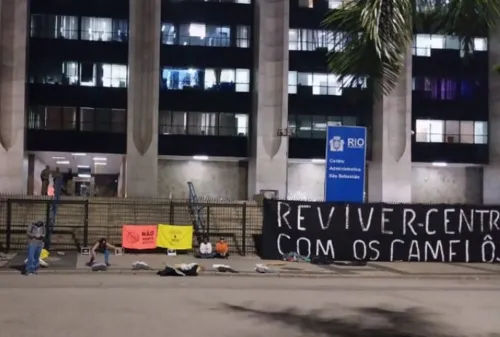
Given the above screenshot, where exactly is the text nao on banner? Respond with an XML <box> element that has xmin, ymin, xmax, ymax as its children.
<box><xmin>121</xmin><ymin>225</ymin><xmax>158</xmax><ymax>250</ymax></box>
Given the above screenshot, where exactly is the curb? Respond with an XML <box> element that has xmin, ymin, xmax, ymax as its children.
<box><xmin>1</xmin><ymin>269</ymin><xmax>500</xmax><ymax>280</ymax></box>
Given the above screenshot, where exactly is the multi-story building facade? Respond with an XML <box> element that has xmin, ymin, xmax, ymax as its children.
<box><xmin>0</xmin><ymin>0</ymin><xmax>497</xmax><ymax>203</ymax></box>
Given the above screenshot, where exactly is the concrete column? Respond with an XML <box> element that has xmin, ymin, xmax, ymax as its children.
<box><xmin>368</xmin><ymin>51</ymin><xmax>412</xmax><ymax>202</ymax></box>
<box><xmin>248</xmin><ymin>0</ymin><xmax>289</xmax><ymax>198</ymax></box>
<box><xmin>483</xmin><ymin>25</ymin><xmax>500</xmax><ymax>204</ymax></box>
<box><xmin>0</xmin><ymin>0</ymin><xmax>28</xmax><ymax>194</ymax></box>
<box><xmin>125</xmin><ymin>0</ymin><xmax>160</xmax><ymax>197</ymax></box>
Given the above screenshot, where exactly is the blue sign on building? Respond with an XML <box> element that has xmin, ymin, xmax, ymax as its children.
<box><xmin>324</xmin><ymin>125</ymin><xmax>367</xmax><ymax>203</ymax></box>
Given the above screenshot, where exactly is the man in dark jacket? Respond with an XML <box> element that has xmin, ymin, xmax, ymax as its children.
<box><xmin>25</xmin><ymin>221</ymin><xmax>45</xmax><ymax>275</ymax></box>
<box><xmin>40</xmin><ymin>166</ymin><xmax>50</xmax><ymax>195</ymax></box>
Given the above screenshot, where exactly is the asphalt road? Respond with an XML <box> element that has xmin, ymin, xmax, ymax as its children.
<box><xmin>1</xmin><ymin>275</ymin><xmax>499</xmax><ymax>337</ymax></box>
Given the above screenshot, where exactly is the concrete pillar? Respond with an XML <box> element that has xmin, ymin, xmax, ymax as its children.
<box><xmin>125</xmin><ymin>0</ymin><xmax>160</xmax><ymax>197</ymax></box>
<box><xmin>483</xmin><ymin>25</ymin><xmax>500</xmax><ymax>204</ymax></box>
<box><xmin>0</xmin><ymin>0</ymin><xmax>28</xmax><ymax>194</ymax></box>
<box><xmin>248</xmin><ymin>0</ymin><xmax>289</xmax><ymax>198</ymax></box>
<box><xmin>368</xmin><ymin>52</ymin><xmax>412</xmax><ymax>202</ymax></box>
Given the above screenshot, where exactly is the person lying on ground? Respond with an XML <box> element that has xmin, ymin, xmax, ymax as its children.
<box><xmin>215</xmin><ymin>237</ymin><xmax>229</xmax><ymax>259</ymax></box>
<box><xmin>196</xmin><ymin>237</ymin><xmax>216</xmax><ymax>259</ymax></box>
<box><xmin>86</xmin><ymin>238</ymin><xmax>118</xmax><ymax>267</ymax></box>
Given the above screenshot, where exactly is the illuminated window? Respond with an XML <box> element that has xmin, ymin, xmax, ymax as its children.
<box><xmin>162</xmin><ymin>68</ymin><xmax>201</xmax><ymax>90</ymax></box>
<box><xmin>179</xmin><ymin>23</ymin><xmax>230</xmax><ymax>47</ymax></box>
<box><xmin>158</xmin><ymin>111</ymin><xmax>249</xmax><ymax>136</ymax></box>
<box><xmin>81</xmin><ymin>17</ymin><xmax>128</xmax><ymax>42</ymax></box>
<box><xmin>203</xmin><ymin>68</ymin><xmax>250</xmax><ymax>92</ymax></box>
<box><xmin>298</xmin><ymin>0</ymin><xmax>314</xmax><ymax>8</ymax></box>
<box><xmin>415</xmin><ymin>119</ymin><xmax>444</xmax><ymax>143</ymax></box>
<box><xmin>413</xmin><ymin>34</ymin><xmax>488</xmax><ymax>57</ymax></box>
<box><xmin>416</xmin><ymin>119</ymin><xmax>488</xmax><ymax>144</ymax></box>
<box><xmin>80</xmin><ymin>63</ymin><xmax>128</xmax><ymax>88</ymax></box>
<box><xmin>474</xmin><ymin>121</ymin><xmax>488</xmax><ymax>144</ymax></box>
<box><xmin>288</xmin><ymin>71</ymin><xmax>367</xmax><ymax>95</ymax></box>
<box><xmin>30</xmin><ymin>14</ymin><xmax>78</xmax><ymax>39</ymax></box>
<box><xmin>161</xmin><ymin>23</ymin><xmax>176</xmax><ymax>45</ymax></box>
<box><xmin>236</xmin><ymin>26</ymin><xmax>250</xmax><ymax>48</ymax></box>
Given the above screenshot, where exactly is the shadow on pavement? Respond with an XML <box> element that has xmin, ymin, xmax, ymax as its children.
<box><xmin>222</xmin><ymin>304</ymin><xmax>499</xmax><ymax>337</ymax></box>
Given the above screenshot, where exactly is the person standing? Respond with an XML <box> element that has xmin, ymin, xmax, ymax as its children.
<box><xmin>52</xmin><ymin>167</ymin><xmax>63</xmax><ymax>194</ymax></box>
<box><xmin>64</xmin><ymin>168</ymin><xmax>74</xmax><ymax>196</ymax></box>
<box><xmin>40</xmin><ymin>166</ymin><xmax>50</xmax><ymax>195</ymax></box>
<box><xmin>25</xmin><ymin>221</ymin><xmax>46</xmax><ymax>275</ymax></box>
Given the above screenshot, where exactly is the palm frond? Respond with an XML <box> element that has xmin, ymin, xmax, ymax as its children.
<box><xmin>413</xmin><ymin>0</ymin><xmax>445</xmax><ymax>33</ymax></box>
<box><xmin>323</xmin><ymin>0</ymin><xmax>413</xmax><ymax>98</ymax></box>
<box><xmin>439</xmin><ymin>0</ymin><xmax>500</xmax><ymax>55</ymax></box>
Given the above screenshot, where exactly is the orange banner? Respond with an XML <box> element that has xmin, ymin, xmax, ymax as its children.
<box><xmin>122</xmin><ymin>225</ymin><xmax>158</xmax><ymax>250</ymax></box>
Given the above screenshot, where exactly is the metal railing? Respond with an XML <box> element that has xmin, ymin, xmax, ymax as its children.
<box><xmin>0</xmin><ymin>196</ymin><xmax>263</xmax><ymax>256</ymax></box>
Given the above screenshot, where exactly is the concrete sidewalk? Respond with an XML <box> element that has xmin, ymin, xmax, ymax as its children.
<box><xmin>2</xmin><ymin>252</ymin><xmax>500</xmax><ymax>278</ymax></box>
<box><xmin>78</xmin><ymin>254</ymin><xmax>500</xmax><ymax>278</ymax></box>
<box><xmin>0</xmin><ymin>253</ymin><xmax>500</xmax><ymax>279</ymax></box>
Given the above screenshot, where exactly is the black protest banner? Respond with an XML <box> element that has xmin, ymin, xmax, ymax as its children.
<box><xmin>261</xmin><ymin>199</ymin><xmax>500</xmax><ymax>262</ymax></box>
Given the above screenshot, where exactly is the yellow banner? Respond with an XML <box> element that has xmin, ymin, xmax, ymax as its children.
<box><xmin>156</xmin><ymin>224</ymin><xmax>193</xmax><ymax>250</ymax></box>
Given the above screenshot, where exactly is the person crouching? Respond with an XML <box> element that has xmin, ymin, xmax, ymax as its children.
<box><xmin>86</xmin><ymin>238</ymin><xmax>117</xmax><ymax>267</ymax></box>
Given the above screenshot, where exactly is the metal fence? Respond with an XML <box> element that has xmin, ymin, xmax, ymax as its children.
<box><xmin>0</xmin><ymin>196</ymin><xmax>263</xmax><ymax>255</ymax></box>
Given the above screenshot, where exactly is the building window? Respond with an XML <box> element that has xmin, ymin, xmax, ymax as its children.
<box><xmin>235</xmin><ymin>69</ymin><xmax>250</xmax><ymax>92</ymax></box>
<box><xmin>102</xmin><ymin>64</ymin><xmax>128</xmax><ymax>87</ymax></box>
<box><xmin>288</xmin><ymin>114</ymin><xmax>358</xmax><ymax>138</ymax></box>
<box><xmin>159</xmin><ymin>111</ymin><xmax>187</xmax><ymax>134</ymax></box>
<box><xmin>415</xmin><ymin>119</ymin><xmax>444</xmax><ymax>142</ymax></box>
<box><xmin>413</xmin><ymin>34</ymin><xmax>487</xmax><ymax>57</ymax></box>
<box><xmin>80</xmin><ymin>107</ymin><xmax>126</xmax><ymax>133</ymax></box>
<box><xmin>159</xmin><ymin>111</ymin><xmax>248</xmax><ymax>136</ymax></box>
<box><xmin>204</xmin><ymin>68</ymin><xmax>250</xmax><ymax>92</ymax></box>
<box><xmin>28</xmin><ymin>106</ymin><xmax>76</xmax><ymax>131</ymax></box>
<box><xmin>81</xmin><ymin>17</ymin><xmax>128</xmax><ymax>42</ymax></box>
<box><xmin>80</xmin><ymin>63</ymin><xmax>128</xmax><ymax>88</ymax></box>
<box><xmin>415</xmin><ymin>119</ymin><xmax>487</xmax><ymax>144</ymax></box>
<box><xmin>29</xmin><ymin>60</ymin><xmax>79</xmax><ymax>85</ymax></box>
<box><xmin>289</xmin><ymin>29</ymin><xmax>335</xmax><ymax>51</ymax></box>
<box><xmin>162</xmin><ymin>68</ymin><xmax>201</xmax><ymax>90</ymax></box>
<box><xmin>236</xmin><ymin>26</ymin><xmax>250</xmax><ymax>48</ymax></box>
<box><xmin>328</xmin><ymin>0</ymin><xmax>345</xmax><ymax>8</ymax></box>
<box><xmin>459</xmin><ymin>121</ymin><xmax>474</xmax><ymax>144</ymax></box>
<box><xmin>30</xmin><ymin>14</ymin><xmax>78</xmax><ymax>39</ymax></box>
<box><xmin>474</xmin><ymin>121</ymin><xmax>488</xmax><ymax>144</ymax></box>
<box><xmin>63</xmin><ymin>62</ymin><xmax>79</xmax><ymax>85</ymax></box>
<box><xmin>31</xmin><ymin>61</ymin><xmax>128</xmax><ymax>87</ymax></box>
<box><xmin>188</xmin><ymin>112</ymin><xmax>217</xmax><ymax>135</ymax></box>
<box><xmin>161</xmin><ymin>23</ymin><xmax>176</xmax><ymax>45</ymax></box>
<box><xmin>413</xmin><ymin>77</ymin><xmax>482</xmax><ymax>100</ymax></box>
<box><xmin>298</xmin><ymin>0</ymin><xmax>314</xmax><ymax>8</ymax></box>
<box><xmin>178</xmin><ymin>23</ymin><xmax>230</xmax><ymax>47</ymax></box>
<box><xmin>289</xmin><ymin>71</ymin><xmax>367</xmax><ymax>95</ymax></box>
<box><xmin>170</xmin><ymin>0</ymin><xmax>250</xmax><ymax>2</ymax></box>
<box><xmin>219</xmin><ymin>113</ymin><xmax>248</xmax><ymax>136</ymax></box>
<box><xmin>161</xmin><ymin>68</ymin><xmax>250</xmax><ymax>92</ymax></box>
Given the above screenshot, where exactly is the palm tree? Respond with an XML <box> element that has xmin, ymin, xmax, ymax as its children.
<box><xmin>323</xmin><ymin>0</ymin><xmax>500</xmax><ymax>98</ymax></box>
